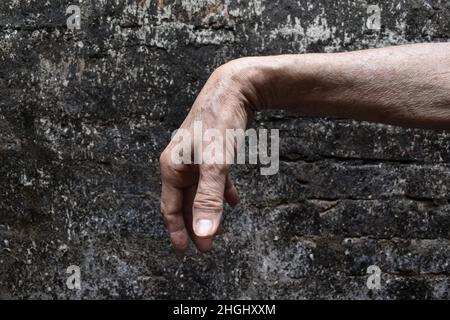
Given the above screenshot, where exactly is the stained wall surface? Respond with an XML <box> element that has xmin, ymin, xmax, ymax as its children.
<box><xmin>0</xmin><ymin>0</ymin><xmax>449</xmax><ymax>299</ymax></box>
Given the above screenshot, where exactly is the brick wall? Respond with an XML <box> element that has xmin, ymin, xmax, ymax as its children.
<box><xmin>0</xmin><ymin>0</ymin><xmax>449</xmax><ymax>299</ymax></box>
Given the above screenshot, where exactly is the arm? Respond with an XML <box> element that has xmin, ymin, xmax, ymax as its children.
<box><xmin>159</xmin><ymin>43</ymin><xmax>450</xmax><ymax>253</ymax></box>
<box><xmin>235</xmin><ymin>43</ymin><xmax>450</xmax><ymax>128</ymax></box>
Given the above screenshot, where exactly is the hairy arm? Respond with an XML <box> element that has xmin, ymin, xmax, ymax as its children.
<box><xmin>160</xmin><ymin>43</ymin><xmax>450</xmax><ymax>253</ymax></box>
<box><xmin>235</xmin><ymin>43</ymin><xmax>450</xmax><ymax>128</ymax></box>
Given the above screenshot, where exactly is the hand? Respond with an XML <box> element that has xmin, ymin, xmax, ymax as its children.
<box><xmin>159</xmin><ymin>60</ymin><xmax>257</xmax><ymax>253</ymax></box>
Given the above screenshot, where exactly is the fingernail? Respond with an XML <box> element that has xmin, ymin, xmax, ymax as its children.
<box><xmin>195</xmin><ymin>219</ymin><xmax>213</xmax><ymax>237</ymax></box>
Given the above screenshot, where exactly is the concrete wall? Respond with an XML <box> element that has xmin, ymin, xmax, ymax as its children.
<box><xmin>0</xmin><ymin>0</ymin><xmax>449</xmax><ymax>299</ymax></box>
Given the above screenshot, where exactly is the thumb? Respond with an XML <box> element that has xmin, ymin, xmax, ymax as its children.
<box><xmin>192</xmin><ymin>164</ymin><xmax>228</xmax><ymax>238</ymax></box>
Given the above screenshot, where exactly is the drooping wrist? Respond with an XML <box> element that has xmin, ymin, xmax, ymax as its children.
<box><xmin>222</xmin><ymin>55</ymin><xmax>315</xmax><ymax>111</ymax></box>
<box><xmin>212</xmin><ymin>58</ymin><xmax>268</xmax><ymax>112</ymax></box>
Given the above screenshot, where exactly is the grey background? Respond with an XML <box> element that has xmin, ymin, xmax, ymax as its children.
<box><xmin>0</xmin><ymin>0</ymin><xmax>449</xmax><ymax>299</ymax></box>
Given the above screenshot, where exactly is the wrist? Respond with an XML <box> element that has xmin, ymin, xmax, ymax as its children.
<box><xmin>216</xmin><ymin>57</ymin><xmax>277</xmax><ymax>112</ymax></box>
<box><xmin>220</xmin><ymin>55</ymin><xmax>317</xmax><ymax>111</ymax></box>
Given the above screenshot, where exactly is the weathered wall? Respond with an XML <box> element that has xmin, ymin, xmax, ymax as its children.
<box><xmin>0</xmin><ymin>0</ymin><xmax>449</xmax><ymax>299</ymax></box>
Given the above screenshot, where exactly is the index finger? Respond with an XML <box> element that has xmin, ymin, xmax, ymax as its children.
<box><xmin>161</xmin><ymin>181</ymin><xmax>190</xmax><ymax>252</ymax></box>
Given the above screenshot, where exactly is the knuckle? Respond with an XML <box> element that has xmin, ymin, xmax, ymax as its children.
<box><xmin>160</xmin><ymin>199</ymin><xmax>175</xmax><ymax>219</ymax></box>
<box><xmin>159</xmin><ymin>150</ymin><xmax>170</xmax><ymax>167</ymax></box>
<box><xmin>159</xmin><ymin>150</ymin><xmax>176</xmax><ymax>178</ymax></box>
<box><xmin>193</xmin><ymin>190</ymin><xmax>223</xmax><ymax>212</ymax></box>
<box><xmin>164</xmin><ymin>214</ymin><xmax>177</xmax><ymax>226</ymax></box>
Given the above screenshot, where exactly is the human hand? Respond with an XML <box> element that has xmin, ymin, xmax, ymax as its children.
<box><xmin>159</xmin><ymin>60</ymin><xmax>259</xmax><ymax>252</ymax></box>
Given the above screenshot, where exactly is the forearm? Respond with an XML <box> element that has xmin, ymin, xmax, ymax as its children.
<box><xmin>233</xmin><ymin>43</ymin><xmax>450</xmax><ymax>129</ymax></box>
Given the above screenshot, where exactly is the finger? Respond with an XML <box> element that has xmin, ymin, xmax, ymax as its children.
<box><xmin>161</xmin><ymin>182</ymin><xmax>190</xmax><ymax>252</ymax></box>
<box><xmin>224</xmin><ymin>175</ymin><xmax>240</xmax><ymax>208</ymax></box>
<box><xmin>183</xmin><ymin>185</ymin><xmax>214</xmax><ymax>252</ymax></box>
<box><xmin>192</xmin><ymin>164</ymin><xmax>228</xmax><ymax>238</ymax></box>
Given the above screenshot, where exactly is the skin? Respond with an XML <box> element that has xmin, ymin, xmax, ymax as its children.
<box><xmin>159</xmin><ymin>43</ymin><xmax>450</xmax><ymax>253</ymax></box>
